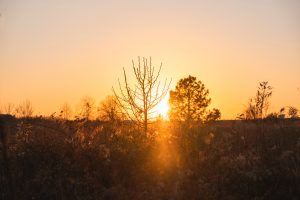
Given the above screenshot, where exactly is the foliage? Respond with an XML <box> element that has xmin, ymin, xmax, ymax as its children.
<box><xmin>0</xmin><ymin>78</ymin><xmax>299</xmax><ymax>199</ymax></box>
<box><xmin>205</xmin><ymin>108</ymin><xmax>221</xmax><ymax>122</ymax></box>
<box><xmin>0</xmin><ymin>117</ymin><xmax>299</xmax><ymax>199</ymax></box>
<box><xmin>288</xmin><ymin>106</ymin><xmax>298</xmax><ymax>118</ymax></box>
<box><xmin>1</xmin><ymin>117</ymin><xmax>299</xmax><ymax>199</ymax></box>
<box><xmin>169</xmin><ymin>75</ymin><xmax>220</xmax><ymax>123</ymax></box>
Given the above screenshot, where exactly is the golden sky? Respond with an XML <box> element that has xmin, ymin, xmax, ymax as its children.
<box><xmin>0</xmin><ymin>0</ymin><xmax>299</xmax><ymax>119</ymax></box>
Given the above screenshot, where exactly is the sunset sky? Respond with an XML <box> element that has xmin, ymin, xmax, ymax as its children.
<box><xmin>0</xmin><ymin>0</ymin><xmax>299</xmax><ymax>119</ymax></box>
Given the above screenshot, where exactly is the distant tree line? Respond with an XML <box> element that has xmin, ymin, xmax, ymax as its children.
<box><xmin>1</xmin><ymin>57</ymin><xmax>299</xmax><ymax>128</ymax></box>
<box><xmin>0</xmin><ymin>100</ymin><xmax>33</xmax><ymax>118</ymax></box>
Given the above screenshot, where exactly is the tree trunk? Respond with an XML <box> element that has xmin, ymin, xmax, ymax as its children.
<box><xmin>144</xmin><ymin>111</ymin><xmax>148</xmax><ymax>133</ymax></box>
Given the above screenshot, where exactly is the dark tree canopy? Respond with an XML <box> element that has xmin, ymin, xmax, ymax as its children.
<box><xmin>169</xmin><ymin>75</ymin><xmax>220</xmax><ymax>122</ymax></box>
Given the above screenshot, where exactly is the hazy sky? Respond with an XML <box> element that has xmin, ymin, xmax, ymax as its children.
<box><xmin>1</xmin><ymin>0</ymin><xmax>299</xmax><ymax>119</ymax></box>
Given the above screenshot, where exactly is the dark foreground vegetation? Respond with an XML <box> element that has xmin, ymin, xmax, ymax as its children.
<box><xmin>0</xmin><ymin>68</ymin><xmax>299</xmax><ymax>199</ymax></box>
<box><xmin>1</xmin><ymin>116</ymin><xmax>299</xmax><ymax>200</ymax></box>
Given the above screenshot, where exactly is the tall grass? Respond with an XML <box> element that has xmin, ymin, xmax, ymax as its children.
<box><xmin>0</xmin><ymin>117</ymin><xmax>299</xmax><ymax>199</ymax></box>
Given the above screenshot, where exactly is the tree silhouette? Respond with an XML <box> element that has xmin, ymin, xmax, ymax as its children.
<box><xmin>59</xmin><ymin>102</ymin><xmax>73</xmax><ymax>120</ymax></box>
<box><xmin>77</xmin><ymin>96</ymin><xmax>95</xmax><ymax>120</ymax></box>
<box><xmin>15</xmin><ymin>100</ymin><xmax>34</xmax><ymax>118</ymax></box>
<box><xmin>255</xmin><ymin>81</ymin><xmax>272</xmax><ymax>119</ymax></box>
<box><xmin>288</xmin><ymin>106</ymin><xmax>298</xmax><ymax>118</ymax></box>
<box><xmin>169</xmin><ymin>75</ymin><xmax>220</xmax><ymax>123</ymax></box>
<box><xmin>2</xmin><ymin>103</ymin><xmax>15</xmax><ymax>115</ymax></box>
<box><xmin>97</xmin><ymin>95</ymin><xmax>123</xmax><ymax>122</ymax></box>
<box><xmin>113</xmin><ymin>57</ymin><xmax>171</xmax><ymax>133</ymax></box>
<box><xmin>205</xmin><ymin>108</ymin><xmax>221</xmax><ymax>122</ymax></box>
<box><xmin>239</xmin><ymin>81</ymin><xmax>273</xmax><ymax>120</ymax></box>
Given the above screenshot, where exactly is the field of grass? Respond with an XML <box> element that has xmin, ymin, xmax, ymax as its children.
<box><xmin>1</xmin><ymin>116</ymin><xmax>300</xmax><ymax>200</ymax></box>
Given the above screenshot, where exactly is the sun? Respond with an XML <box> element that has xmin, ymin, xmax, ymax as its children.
<box><xmin>154</xmin><ymin>98</ymin><xmax>169</xmax><ymax>119</ymax></box>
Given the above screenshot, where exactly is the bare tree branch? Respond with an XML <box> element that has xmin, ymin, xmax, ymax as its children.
<box><xmin>113</xmin><ymin>57</ymin><xmax>171</xmax><ymax>132</ymax></box>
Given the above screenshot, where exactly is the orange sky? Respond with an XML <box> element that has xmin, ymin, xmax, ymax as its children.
<box><xmin>0</xmin><ymin>0</ymin><xmax>299</xmax><ymax>119</ymax></box>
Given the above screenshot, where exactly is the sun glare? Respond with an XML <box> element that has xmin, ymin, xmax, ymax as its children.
<box><xmin>155</xmin><ymin>99</ymin><xmax>169</xmax><ymax>119</ymax></box>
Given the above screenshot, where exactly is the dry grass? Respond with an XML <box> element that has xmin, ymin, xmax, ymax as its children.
<box><xmin>1</xmin><ymin>116</ymin><xmax>299</xmax><ymax>199</ymax></box>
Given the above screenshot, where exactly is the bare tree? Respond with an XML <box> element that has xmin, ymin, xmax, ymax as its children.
<box><xmin>97</xmin><ymin>95</ymin><xmax>123</xmax><ymax>122</ymax></box>
<box><xmin>15</xmin><ymin>100</ymin><xmax>34</xmax><ymax>118</ymax></box>
<box><xmin>255</xmin><ymin>81</ymin><xmax>272</xmax><ymax>119</ymax></box>
<box><xmin>113</xmin><ymin>57</ymin><xmax>171</xmax><ymax>133</ymax></box>
<box><xmin>239</xmin><ymin>99</ymin><xmax>258</xmax><ymax>120</ymax></box>
<box><xmin>2</xmin><ymin>103</ymin><xmax>15</xmax><ymax>115</ymax></box>
<box><xmin>59</xmin><ymin>102</ymin><xmax>73</xmax><ymax>120</ymax></box>
<box><xmin>239</xmin><ymin>81</ymin><xmax>272</xmax><ymax>120</ymax></box>
<box><xmin>77</xmin><ymin>96</ymin><xmax>95</xmax><ymax>120</ymax></box>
